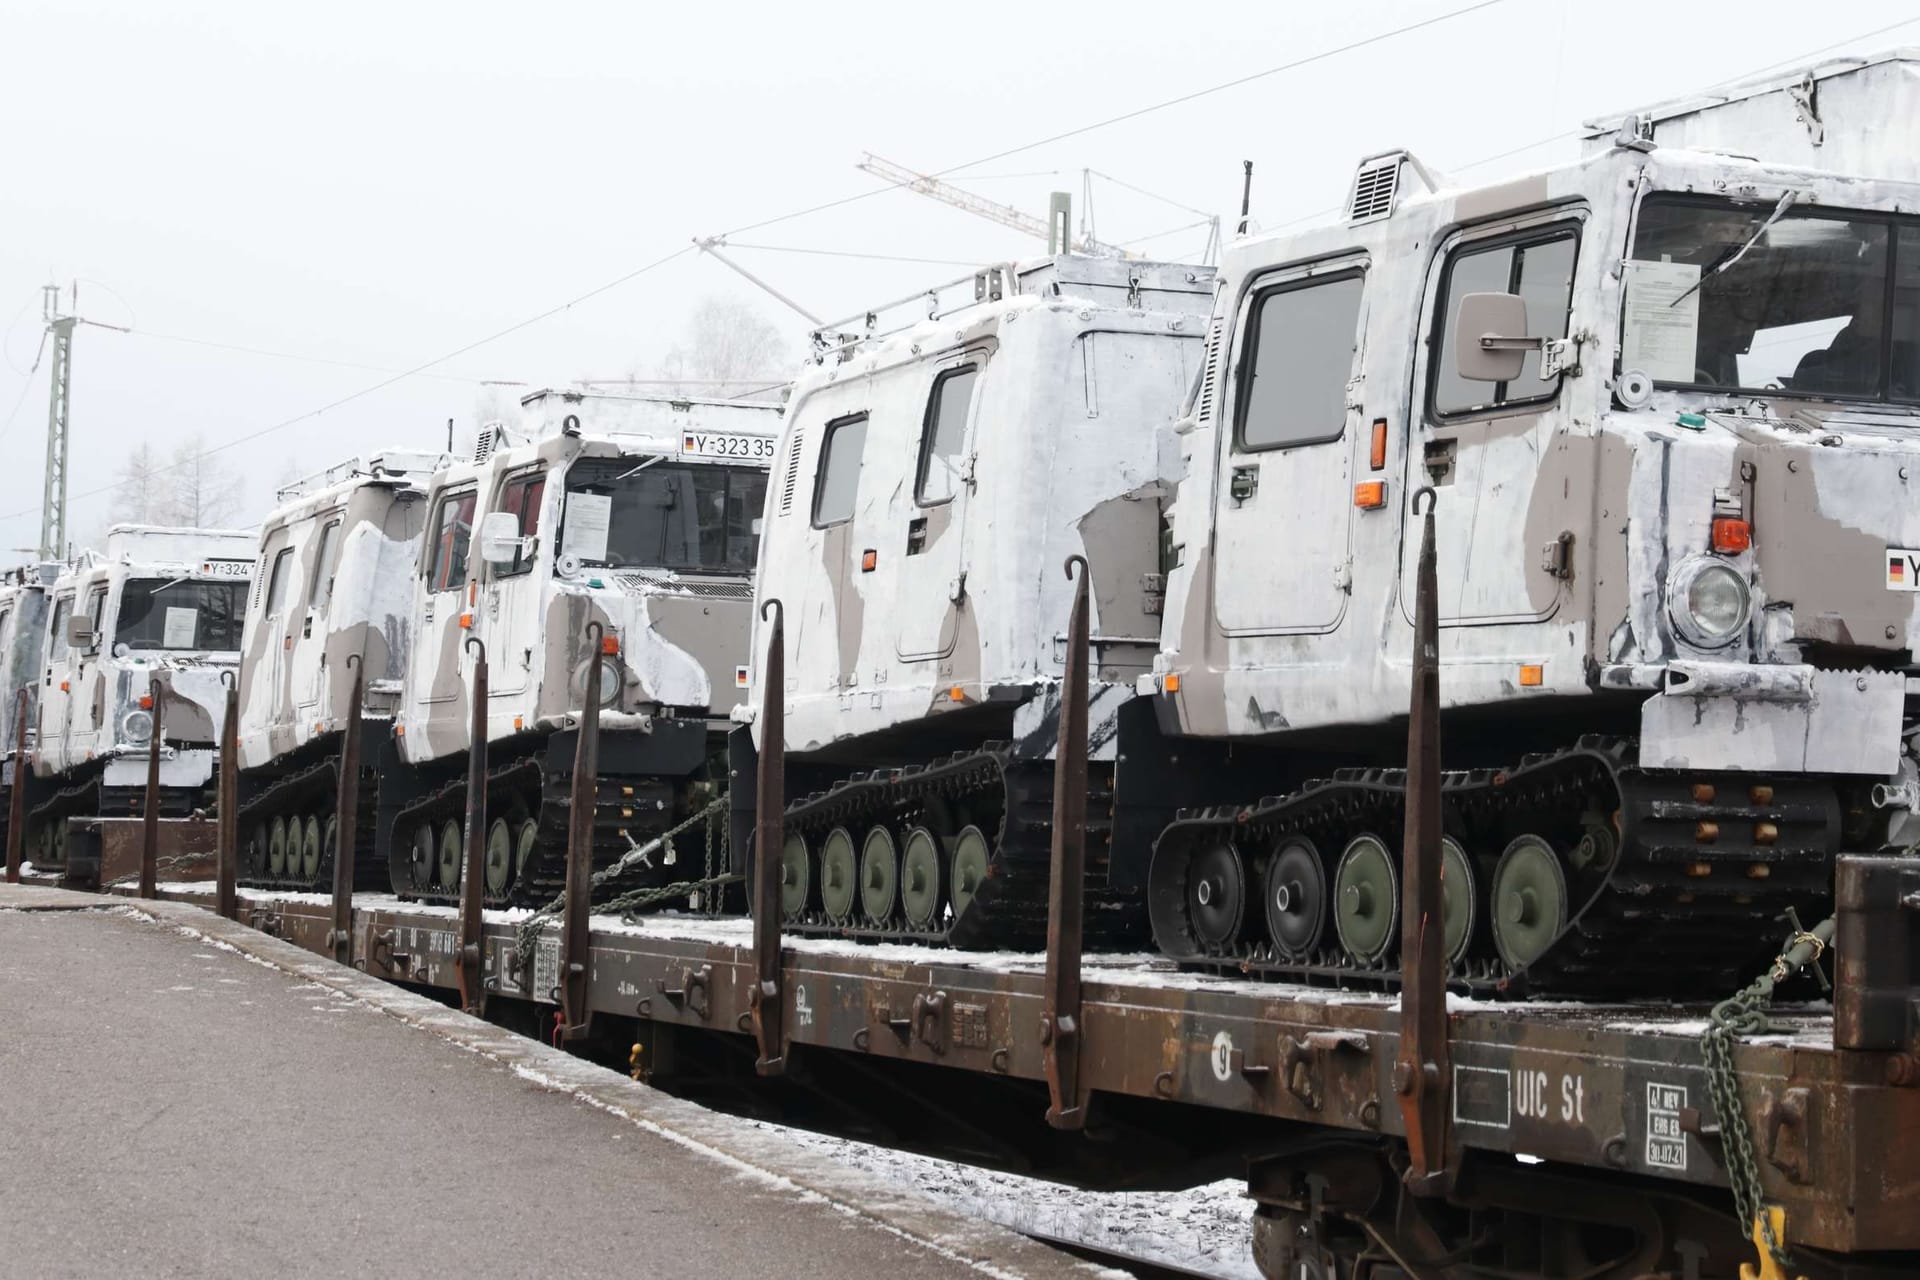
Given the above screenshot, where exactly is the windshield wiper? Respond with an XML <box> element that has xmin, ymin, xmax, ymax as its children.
<box><xmin>609</xmin><ymin>455</ymin><xmax>665</xmax><ymax>482</ymax></box>
<box><xmin>1669</xmin><ymin>190</ymin><xmax>1800</xmax><ymax>309</ymax></box>
<box><xmin>147</xmin><ymin>576</ymin><xmax>191</xmax><ymax>594</ymax></box>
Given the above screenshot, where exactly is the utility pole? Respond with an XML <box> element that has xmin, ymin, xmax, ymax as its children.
<box><xmin>39</xmin><ymin>284</ymin><xmax>76</xmax><ymax>561</ymax></box>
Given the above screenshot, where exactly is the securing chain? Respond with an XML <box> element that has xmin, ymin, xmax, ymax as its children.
<box><xmin>509</xmin><ymin>795</ymin><xmax>733</xmax><ymax>977</ymax></box>
<box><xmin>1700</xmin><ymin>913</ymin><xmax>1834</xmax><ymax>1273</ymax></box>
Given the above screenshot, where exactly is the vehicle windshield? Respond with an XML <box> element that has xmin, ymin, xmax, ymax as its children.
<box><xmin>117</xmin><ymin>579</ymin><xmax>246</xmax><ymax>651</ymax></box>
<box><xmin>1627</xmin><ymin>196</ymin><xmax>1920</xmax><ymax>401</ymax></box>
<box><xmin>560</xmin><ymin>458</ymin><xmax>767</xmax><ymax>574</ymax></box>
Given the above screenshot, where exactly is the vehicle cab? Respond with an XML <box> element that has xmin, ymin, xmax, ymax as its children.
<box><xmin>35</xmin><ymin>525</ymin><xmax>255</xmax><ymax>785</ymax></box>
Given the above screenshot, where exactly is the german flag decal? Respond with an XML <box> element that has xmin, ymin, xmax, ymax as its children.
<box><xmin>1888</xmin><ymin>549</ymin><xmax>1920</xmax><ymax>592</ymax></box>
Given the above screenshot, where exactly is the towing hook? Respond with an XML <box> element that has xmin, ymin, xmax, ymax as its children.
<box><xmin>464</xmin><ymin>635</ymin><xmax>486</xmax><ymax>661</ymax></box>
<box><xmin>760</xmin><ymin>597</ymin><xmax>782</xmax><ymax>624</ymax></box>
<box><xmin>1064</xmin><ymin>553</ymin><xmax>1087</xmax><ymax>582</ymax></box>
<box><xmin>1412</xmin><ymin>485</ymin><xmax>1437</xmax><ymax>516</ymax></box>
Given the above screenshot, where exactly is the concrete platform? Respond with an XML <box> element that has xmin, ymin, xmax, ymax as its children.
<box><xmin>0</xmin><ymin>893</ymin><xmax>1098</xmax><ymax>1279</ymax></box>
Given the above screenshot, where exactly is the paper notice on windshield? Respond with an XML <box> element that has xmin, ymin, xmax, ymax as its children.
<box><xmin>1623</xmin><ymin>260</ymin><xmax>1701</xmax><ymax>383</ymax></box>
<box><xmin>562</xmin><ymin>492</ymin><xmax>612</xmax><ymax>563</ymax></box>
<box><xmin>163</xmin><ymin>607</ymin><xmax>197</xmax><ymax>648</ymax></box>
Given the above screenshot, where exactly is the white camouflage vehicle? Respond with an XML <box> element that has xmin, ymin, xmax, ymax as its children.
<box><xmin>234</xmin><ymin>451</ymin><xmax>446</xmax><ymax>889</ymax></box>
<box><xmin>382</xmin><ymin>389</ymin><xmax>779</xmax><ymax>904</ymax></box>
<box><xmin>27</xmin><ymin>525</ymin><xmax>254</xmax><ymax>867</ymax></box>
<box><xmin>0</xmin><ymin>563</ymin><xmax>60</xmax><ymax>858</ymax></box>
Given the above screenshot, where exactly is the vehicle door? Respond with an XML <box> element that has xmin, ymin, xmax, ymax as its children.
<box><xmin>404</xmin><ymin>484</ymin><xmax>478</xmax><ymax>750</ymax></box>
<box><xmin>37</xmin><ymin>593</ymin><xmax>73</xmax><ymax>771</ymax></box>
<box><xmin>296</xmin><ymin>514</ymin><xmax>343</xmax><ymax>716</ymax></box>
<box><xmin>809</xmin><ymin>411</ymin><xmax>871</xmax><ymax>692</ymax></box>
<box><xmin>481</xmin><ymin>466</ymin><xmax>547</xmax><ymax>719</ymax></box>
<box><xmin>1405</xmin><ymin>214</ymin><xmax>1581</xmax><ymax>625</ymax></box>
<box><xmin>896</xmin><ymin>357</ymin><xmax>983</xmax><ymax>661</ymax></box>
<box><xmin>1212</xmin><ymin>260</ymin><xmax>1370</xmax><ymax>635</ymax></box>
<box><xmin>69</xmin><ymin>580</ymin><xmax>112</xmax><ymax>759</ymax></box>
<box><xmin>254</xmin><ymin>539</ymin><xmax>297</xmax><ymax>733</ymax></box>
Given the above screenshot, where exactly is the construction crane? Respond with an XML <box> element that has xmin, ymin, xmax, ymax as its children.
<box><xmin>856</xmin><ymin>153</ymin><xmax>1127</xmax><ymax>258</ymax></box>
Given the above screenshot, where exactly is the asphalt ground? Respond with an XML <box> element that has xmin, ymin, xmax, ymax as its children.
<box><xmin>0</xmin><ymin>888</ymin><xmax>1100</xmax><ymax>1279</ymax></box>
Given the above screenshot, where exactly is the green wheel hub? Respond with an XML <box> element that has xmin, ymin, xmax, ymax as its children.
<box><xmin>818</xmin><ymin>826</ymin><xmax>857</xmax><ymax>921</ymax></box>
<box><xmin>268</xmin><ymin>816</ymin><xmax>289</xmax><ymax>878</ymax></box>
<box><xmin>899</xmin><ymin>827</ymin><xmax>945</xmax><ymax>930</ymax></box>
<box><xmin>437</xmin><ymin>819</ymin><xmax>462</xmax><ymax>891</ymax></box>
<box><xmin>948</xmin><ymin>825</ymin><xmax>990</xmax><ymax>922</ymax></box>
<box><xmin>1492</xmin><ymin>834</ymin><xmax>1568</xmax><ymax>971</ymax></box>
<box><xmin>299</xmin><ymin>815</ymin><xmax>322</xmax><ymax>882</ymax></box>
<box><xmin>1440</xmin><ymin>836</ymin><xmax>1478</xmax><ymax>968</ymax></box>
<box><xmin>514</xmin><ymin>820</ymin><xmax>540</xmax><ymax>885</ymax></box>
<box><xmin>779</xmin><ymin>832</ymin><xmax>812</xmax><ymax>918</ymax></box>
<box><xmin>1334</xmin><ymin>834</ymin><xmax>1399</xmax><ymax>964</ymax></box>
<box><xmin>859</xmin><ymin>826</ymin><xmax>899</xmax><ymax>924</ymax></box>
<box><xmin>485</xmin><ymin>819</ymin><xmax>513</xmax><ymax>895</ymax></box>
<box><xmin>409</xmin><ymin>823</ymin><xmax>435</xmax><ymax>891</ymax></box>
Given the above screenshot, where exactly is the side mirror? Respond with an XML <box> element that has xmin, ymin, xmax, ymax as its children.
<box><xmin>66</xmin><ymin>615</ymin><xmax>95</xmax><ymax>649</ymax></box>
<box><xmin>1453</xmin><ymin>291</ymin><xmax>1531</xmax><ymax>383</ymax></box>
<box><xmin>477</xmin><ymin>511</ymin><xmax>527</xmax><ymax>566</ymax></box>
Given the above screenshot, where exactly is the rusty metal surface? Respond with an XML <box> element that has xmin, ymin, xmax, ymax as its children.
<box><xmin>97</xmin><ymin>819</ymin><xmax>217</xmax><ymax>885</ymax></box>
<box><xmin>139</xmin><ymin>676</ymin><xmax>162</xmax><ymax>900</ymax></box>
<box><xmin>1834</xmin><ymin>854</ymin><xmax>1920</xmax><ymax>1054</ymax></box>
<box><xmin>558</xmin><ymin>621</ymin><xmax>602</xmax><ymax>1040</ymax></box>
<box><xmin>137</xmin><ymin>877</ymin><xmax>1920</xmax><ymax>1258</ymax></box>
<box><xmin>748</xmin><ymin>599</ymin><xmax>785</xmax><ymax>1075</ymax></box>
<box><xmin>328</xmin><ymin>658</ymin><xmax>363</xmax><ymax>961</ymax></box>
<box><xmin>457</xmin><ymin>637</ymin><xmax>487</xmax><ymax>1016</ymax></box>
<box><xmin>1041</xmin><ymin>556</ymin><xmax>1090</xmax><ymax>1130</ymax></box>
<box><xmin>1395</xmin><ymin>489</ymin><xmax>1450</xmax><ymax>1194</ymax></box>
<box><xmin>216</xmin><ymin>680</ymin><xmax>238</xmax><ymax>922</ymax></box>
<box><xmin>6</xmin><ymin>688</ymin><xmax>28</xmax><ymax>884</ymax></box>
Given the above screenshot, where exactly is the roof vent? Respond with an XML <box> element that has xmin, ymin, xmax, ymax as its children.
<box><xmin>1347</xmin><ymin>154</ymin><xmax>1404</xmax><ymax>224</ymax></box>
<box><xmin>777</xmin><ymin>427</ymin><xmax>804</xmax><ymax>516</ymax></box>
<box><xmin>472</xmin><ymin>424</ymin><xmax>501</xmax><ymax>463</ymax></box>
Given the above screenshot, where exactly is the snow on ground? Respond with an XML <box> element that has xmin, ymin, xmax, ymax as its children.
<box><xmin>743</xmin><ymin>1120</ymin><xmax>1258</xmax><ymax>1279</ymax></box>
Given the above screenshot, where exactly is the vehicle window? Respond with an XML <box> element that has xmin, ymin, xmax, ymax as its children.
<box><xmin>1238</xmin><ymin>272</ymin><xmax>1365</xmax><ymax>450</ymax></box>
<box><xmin>84</xmin><ymin>585</ymin><xmax>108</xmax><ymax>632</ymax></box>
<box><xmin>812</xmin><ymin>413</ymin><xmax>868</xmax><ymax>526</ymax></box>
<box><xmin>263</xmin><ymin>548</ymin><xmax>294</xmax><ymax>618</ymax></box>
<box><xmin>562</xmin><ymin>460</ymin><xmax>767</xmax><ymax>573</ymax></box>
<box><xmin>1626</xmin><ymin>198</ymin><xmax>1920</xmax><ymax>402</ymax></box>
<box><xmin>1432</xmin><ymin>228</ymin><xmax>1578</xmax><ymax>417</ymax></box>
<box><xmin>118</xmin><ymin>580</ymin><xmax>246</xmax><ymax>651</ymax></box>
<box><xmin>308</xmin><ymin>520</ymin><xmax>341</xmax><ymax>610</ymax></box>
<box><xmin>46</xmin><ymin>597</ymin><xmax>70</xmax><ymax>662</ymax></box>
<box><xmin>916</xmin><ymin>367</ymin><xmax>977</xmax><ymax>504</ymax></box>
<box><xmin>496</xmin><ymin>471</ymin><xmax>546</xmax><ymax>577</ymax></box>
<box><xmin>427</xmin><ymin>490</ymin><xmax>477</xmax><ymax>592</ymax></box>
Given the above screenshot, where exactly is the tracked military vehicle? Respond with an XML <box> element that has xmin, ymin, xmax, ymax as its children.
<box><xmin>27</xmin><ymin>526</ymin><xmax>254</xmax><ymax>868</ymax></box>
<box><xmin>382</xmin><ymin>390</ymin><xmax>779</xmax><ymax>905</ymax></box>
<box><xmin>233</xmin><ymin>451</ymin><xmax>446</xmax><ymax>889</ymax></box>
<box><xmin>745</xmin><ymin>255</ymin><xmax>1215</xmax><ymax>948</ymax></box>
<box><xmin>0</xmin><ymin>563</ymin><xmax>59</xmax><ymax>859</ymax></box>
<box><xmin>1134</xmin><ymin>51</ymin><xmax>1920</xmax><ymax>995</ymax></box>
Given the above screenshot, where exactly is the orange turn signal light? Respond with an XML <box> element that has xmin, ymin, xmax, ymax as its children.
<box><xmin>1354</xmin><ymin>481</ymin><xmax>1387</xmax><ymax>510</ymax></box>
<box><xmin>1369</xmin><ymin>419</ymin><xmax>1388</xmax><ymax>471</ymax></box>
<box><xmin>948</xmin><ymin>686</ymin><xmax>965</xmax><ymax>702</ymax></box>
<box><xmin>601</xmin><ymin>634</ymin><xmax>621</xmax><ymax>656</ymax></box>
<box><xmin>138</xmin><ymin>694</ymin><xmax>154</xmax><ymax>710</ymax></box>
<box><xmin>59</xmin><ymin>680</ymin><xmax>69</xmax><ymax>693</ymax></box>
<box><xmin>458</xmin><ymin>612</ymin><xmax>474</xmax><ymax>630</ymax></box>
<box><xmin>1162</xmin><ymin>672</ymin><xmax>1182</xmax><ymax>694</ymax></box>
<box><xmin>1519</xmin><ymin>664</ymin><xmax>1544</xmax><ymax>688</ymax></box>
<box><xmin>861</xmin><ymin>549</ymin><xmax>878</xmax><ymax>573</ymax></box>
<box><xmin>1711</xmin><ymin>517</ymin><xmax>1751</xmax><ymax>554</ymax></box>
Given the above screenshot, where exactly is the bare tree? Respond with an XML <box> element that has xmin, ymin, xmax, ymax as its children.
<box><xmin>166</xmin><ymin>433</ymin><xmax>242</xmax><ymax>528</ymax></box>
<box><xmin>655</xmin><ymin>296</ymin><xmax>792</xmax><ymax>396</ymax></box>
<box><xmin>110</xmin><ymin>442</ymin><xmax>174</xmax><ymax>526</ymax></box>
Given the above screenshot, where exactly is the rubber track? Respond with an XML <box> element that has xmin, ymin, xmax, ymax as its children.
<box><xmin>1152</xmin><ymin>736</ymin><xmax>1833</xmax><ymax>998</ymax></box>
<box><xmin>388</xmin><ymin>753</ymin><xmax>684</xmax><ymax>909</ymax></box>
<box><xmin>237</xmin><ymin>756</ymin><xmax>381</xmax><ymax>893</ymax></box>
<box><xmin>780</xmin><ymin>742</ymin><xmax>1146</xmax><ymax>951</ymax></box>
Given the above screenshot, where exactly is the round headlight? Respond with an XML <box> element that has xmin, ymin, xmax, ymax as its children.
<box><xmin>1668</xmin><ymin>558</ymin><xmax>1751</xmax><ymax>648</ymax></box>
<box><xmin>572</xmin><ymin>654</ymin><xmax>623</xmax><ymax>708</ymax></box>
<box><xmin>121</xmin><ymin>709</ymin><xmax>154</xmax><ymax>746</ymax></box>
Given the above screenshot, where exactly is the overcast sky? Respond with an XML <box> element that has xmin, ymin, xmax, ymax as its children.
<box><xmin>1</xmin><ymin>0</ymin><xmax>1915</xmax><ymax>552</ymax></box>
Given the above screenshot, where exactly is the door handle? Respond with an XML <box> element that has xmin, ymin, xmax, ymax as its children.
<box><xmin>1230</xmin><ymin>465</ymin><xmax>1259</xmax><ymax>502</ymax></box>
